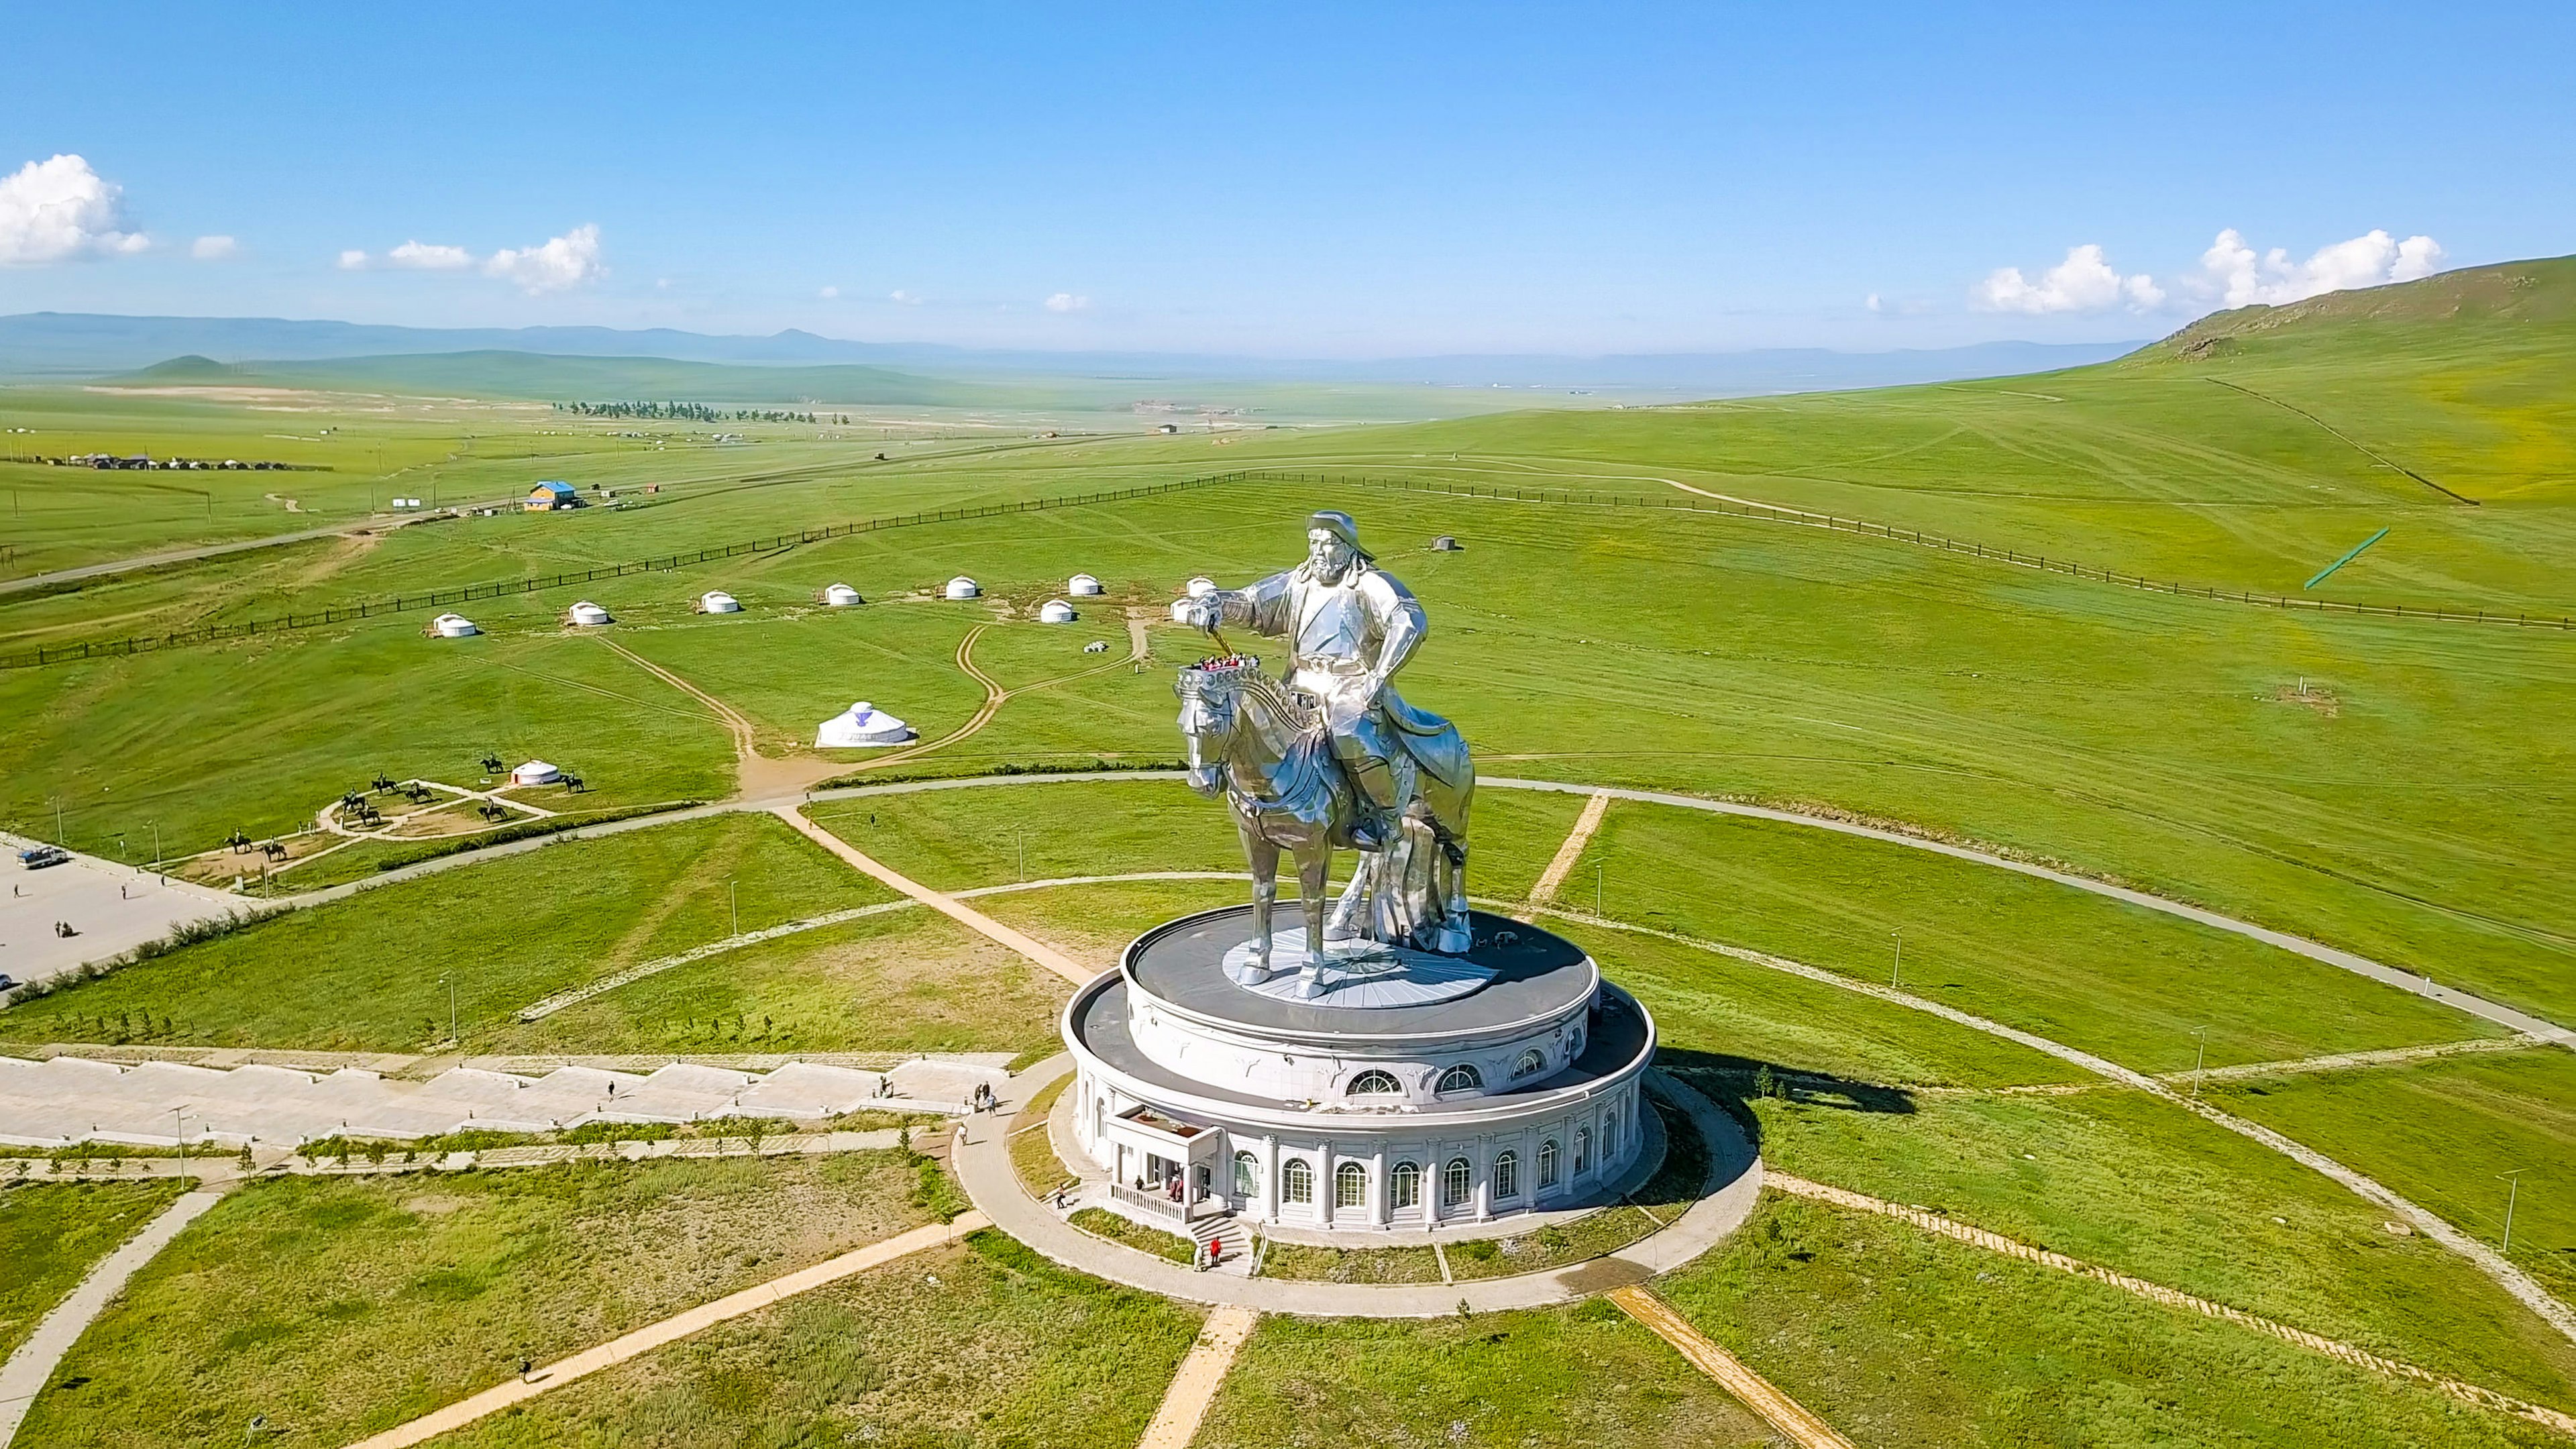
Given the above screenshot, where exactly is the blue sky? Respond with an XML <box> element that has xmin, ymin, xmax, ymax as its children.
<box><xmin>1</xmin><ymin>1</ymin><xmax>2569</xmax><ymax>356</ymax></box>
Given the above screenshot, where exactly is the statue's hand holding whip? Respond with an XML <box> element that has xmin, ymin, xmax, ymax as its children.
<box><xmin>1171</xmin><ymin>593</ymin><xmax>1233</xmax><ymax>656</ymax></box>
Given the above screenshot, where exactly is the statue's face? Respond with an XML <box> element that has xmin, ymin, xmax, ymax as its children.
<box><xmin>1307</xmin><ymin>527</ymin><xmax>1354</xmax><ymax>580</ymax></box>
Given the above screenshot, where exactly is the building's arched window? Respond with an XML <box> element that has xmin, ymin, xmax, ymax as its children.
<box><xmin>1233</xmin><ymin>1151</ymin><xmax>1258</xmax><ymax>1197</ymax></box>
<box><xmin>1493</xmin><ymin>1150</ymin><xmax>1520</xmax><ymax>1199</ymax></box>
<box><xmin>1603</xmin><ymin>1109</ymin><xmax>1619</xmax><ymax>1156</ymax></box>
<box><xmin>1283</xmin><ymin>1158</ymin><xmax>1313</xmax><ymax>1204</ymax></box>
<box><xmin>1391</xmin><ymin>1161</ymin><xmax>1421</xmax><ymax>1209</ymax></box>
<box><xmin>1574</xmin><ymin>1128</ymin><xmax>1591</xmax><ymax>1173</ymax></box>
<box><xmin>1435</xmin><ymin>1063</ymin><xmax>1483</xmax><ymax>1094</ymax></box>
<box><xmin>1346</xmin><ymin>1069</ymin><xmax>1401</xmax><ymax>1097</ymax></box>
<box><xmin>1335</xmin><ymin>1161</ymin><xmax>1367</xmax><ymax>1210</ymax></box>
<box><xmin>1442</xmin><ymin>1157</ymin><xmax>1472</xmax><ymax>1207</ymax></box>
<box><xmin>1538</xmin><ymin>1138</ymin><xmax>1560</xmax><ymax>1189</ymax></box>
<box><xmin>1513</xmin><ymin>1049</ymin><xmax>1546</xmax><ymax>1079</ymax></box>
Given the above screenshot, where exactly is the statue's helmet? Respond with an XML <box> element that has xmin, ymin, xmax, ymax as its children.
<box><xmin>1305</xmin><ymin>510</ymin><xmax>1373</xmax><ymax>563</ymax></box>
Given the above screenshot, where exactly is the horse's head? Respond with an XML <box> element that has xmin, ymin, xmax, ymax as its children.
<box><xmin>1176</xmin><ymin>655</ymin><xmax>1260</xmax><ymax>796</ymax></box>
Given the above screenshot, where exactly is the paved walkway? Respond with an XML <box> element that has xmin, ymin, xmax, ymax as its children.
<box><xmin>1528</xmin><ymin>791</ymin><xmax>1609</xmax><ymax>904</ymax></box>
<box><xmin>1522</xmin><ymin>903</ymin><xmax>2576</xmax><ymax>1348</ymax></box>
<box><xmin>0</xmin><ymin>832</ymin><xmax>244</xmax><ymax>991</ymax></box>
<box><xmin>343</xmin><ymin>1212</ymin><xmax>989</xmax><ymax>1449</ymax></box>
<box><xmin>1136</xmin><ymin>1305</ymin><xmax>1259</xmax><ymax>1449</ymax></box>
<box><xmin>0</xmin><ymin>1185</ymin><xmax>229</xmax><ymax>1448</ymax></box>
<box><xmin>1609</xmin><ymin>1285</ymin><xmax>1859</xmax><ymax>1449</ymax></box>
<box><xmin>952</xmin><ymin>1055</ymin><xmax>1763</xmax><ymax>1316</ymax></box>
<box><xmin>772</xmin><ymin>805</ymin><xmax>1097</xmax><ymax>985</ymax></box>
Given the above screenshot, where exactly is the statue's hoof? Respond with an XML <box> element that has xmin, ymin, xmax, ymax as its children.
<box><xmin>1232</xmin><ymin>959</ymin><xmax>1274</xmax><ymax>985</ymax></box>
<box><xmin>1294</xmin><ymin>975</ymin><xmax>1326</xmax><ymax>1000</ymax></box>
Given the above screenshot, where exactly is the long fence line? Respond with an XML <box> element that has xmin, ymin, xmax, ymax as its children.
<box><xmin>1230</xmin><ymin>469</ymin><xmax>2575</xmax><ymax>632</ymax></box>
<box><xmin>0</xmin><ymin>470</ymin><xmax>1260</xmax><ymax>672</ymax></box>
<box><xmin>9</xmin><ymin>464</ymin><xmax>2563</xmax><ymax>672</ymax></box>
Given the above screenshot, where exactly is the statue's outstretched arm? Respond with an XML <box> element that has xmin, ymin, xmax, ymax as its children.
<box><xmin>1219</xmin><ymin>570</ymin><xmax>1295</xmax><ymax>636</ymax></box>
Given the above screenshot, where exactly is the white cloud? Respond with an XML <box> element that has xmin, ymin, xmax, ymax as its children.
<box><xmin>484</xmin><ymin>223</ymin><xmax>602</xmax><ymax>293</ymax></box>
<box><xmin>890</xmin><ymin>288</ymin><xmax>923</xmax><ymax>305</ymax></box>
<box><xmin>1974</xmin><ymin>244</ymin><xmax>2163</xmax><ymax>314</ymax></box>
<box><xmin>2192</xmin><ymin>227</ymin><xmax>2447</xmax><ymax>309</ymax></box>
<box><xmin>0</xmin><ymin>154</ymin><xmax>148</xmax><ymax>265</ymax></box>
<box><xmin>818</xmin><ymin>284</ymin><xmax>839</xmax><ymax>299</ymax></box>
<box><xmin>191</xmin><ymin>234</ymin><xmax>238</xmax><ymax>261</ymax></box>
<box><xmin>337</xmin><ymin>248</ymin><xmax>370</xmax><ymax>270</ymax></box>
<box><xmin>1043</xmin><ymin>291</ymin><xmax>1090</xmax><ymax>313</ymax></box>
<box><xmin>388</xmin><ymin>239</ymin><xmax>474</xmax><ymax>270</ymax></box>
<box><xmin>1865</xmin><ymin>292</ymin><xmax>1882</xmax><ymax>313</ymax></box>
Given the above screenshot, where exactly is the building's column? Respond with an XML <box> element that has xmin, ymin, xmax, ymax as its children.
<box><xmin>1368</xmin><ymin>1148</ymin><xmax>1387</xmax><ymax>1228</ymax></box>
<box><xmin>1259</xmin><ymin>1134</ymin><xmax>1279</xmax><ymax>1224</ymax></box>
<box><xmin>1318</xmin><ymin>1142</ymin><xmax>1336</xmax><ymax>1228</ymax></box>
<box><xmin>1472</xmin><ymin>1138</ymin><xmax>1491</xmax><ymax>1222</ymax></box>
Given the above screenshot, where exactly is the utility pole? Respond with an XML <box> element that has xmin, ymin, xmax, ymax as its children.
<box><xmin>2500</xmin><ymin>1171</ymin><xmax>2525</xmax><ymax>1252</ymax></box>
<box><xmin>441</xmin><ymin>972</ymin><xmax>458</xmax><ymax>1046</ymax></box>
<box><xmin>150</xmin><ymin>821</ymin><xmax>163</xmax><ymax>879</ymax></box>
<box><xmin>2190</xmin><ymin>1026</ymin><xmax>2210</xmax><ymax>1099</ymax></box>
<box><xmin>729</xmin><ymin>878</ymin><xmax>739</xmax><ymax>938</ymax></box>
<box><xmin>1891</xmin><ymin>929</ymin><xmax>1903</xmax><ymax>988</ymax></box>
<box><xmin>1593</xmin><ymin>859</ymin><xmax>1603</xmax><ymax>917</ymax></box>
<box><xmin>174</xmin><ymin>1109</ymin><xmax>189</xmax><ymax>1181</ymax></box>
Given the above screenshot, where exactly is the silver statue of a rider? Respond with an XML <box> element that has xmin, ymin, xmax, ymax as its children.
<box><xmin>1175</xmin><ymin>511</ymin><xmax>1474</xmax><ymax>964</ymax></box>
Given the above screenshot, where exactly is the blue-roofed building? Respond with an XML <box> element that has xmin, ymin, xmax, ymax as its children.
<box><xmin>525</xmin><ymin>480</ymin><xmax>580</xmax><ymax>512</ymax></box>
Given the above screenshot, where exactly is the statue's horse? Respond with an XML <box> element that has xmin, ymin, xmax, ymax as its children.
<box><xmin>1177</xmin><ymin>656</ymin><xmax>1471</xmax><ymax>998</ymax></box>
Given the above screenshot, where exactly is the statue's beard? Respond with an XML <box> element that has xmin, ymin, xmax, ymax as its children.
<box><xmin>1301</xmin><ymin>553</ymin><xmax>1355</xmax><ymax>586</ymax></box>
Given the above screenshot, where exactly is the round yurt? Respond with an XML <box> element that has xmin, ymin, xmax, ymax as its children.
<box><xmin>698</xmin><ymin>590</ymin><xmax>742</xmax><ymax>614</ymax></box>
<box><xmin>945</xmin><ymin>576</ymin><xmax>980</xmax><ymax>600</ymax></box>
<box><xmin>822</xmin><ymin>583</ymin><xmax>863</xmax><ymax>607</ymax></box>
<box><xmin>1038</xmin><ymin>599</ymin><xmax>1077</xmax><ymax>624</ymax></box>
<box><xmin>1185</xmin><ymin>576</ymin><xmax>1218</xmax><ymax>598</ymax></box>
<box><xmin>567</xmin><ymin>601</ymin><xmax>613</xmax><ymax>627</ymax></box>
<box><xmin>510</xmin><ymin>760</ymin><xmax>563</xmax><ymax>786</ymax></box>
<box><xmin>1067</xmin><ymin>573</ymin><xmax>1104</xmax><ymax>597</ymax></box>
<box><xmin>431</xmin><ymin>612</ymin><xmax>479</xmax><ymax>638</ymax></box>
<box><xmin>815</xmin><ymin>701</ymin><xmax>918</xmax><ymax>749</ymax></box>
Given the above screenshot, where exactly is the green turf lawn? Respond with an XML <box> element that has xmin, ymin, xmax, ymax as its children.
<box><xmin>0</xmin><ymin>1179</ymin><xmax>186</xmax><ymax>1360</ymax></box>
<box><xmin>1194</xmin><ymin>1301</ymin><xmax>1776</xmax><ymax>1449</ymax></box>
<box><xmin>1658</xmin><ymin>1195</ymin><xmax>2566</xmax><ymax>1449</ymax></box>
<box><xmin>2206</xmin><ymin>1048</ymin><xmax>2576</xmax><ymax>1305</ymax></box>
<box><xmin>1578</xmin><ymin>800</ymin><xmax>2502</xmax><ymax>1072</ymax></box>
<box><xmin>483</xmin><ymin>906</ymin><xmax>1069</xmax><ymax>1059</ymax></box>
<box><xmin>0</xmin><ymin>812</ymin><xmax>890</xmax><ymax>1051</ymax></box>
<box><xmin>804</xmin><ymin>778</ymin><xmax>1243</xmax><ymax>891</ymax></box>
<box><xmin>418</xmin><ymin>1230</ymin><xmax>1199</xmax><ymax>1449</ymax></box>
<box><xmin>13</xmin><ymin>1153</ymin><xmax>933</xmax><ymax>1448</ymax></box>
<box><xmin>1729</xmin><ymin>1086</ymin><xmax>2576</xmax><ymax>1410</ymax></box>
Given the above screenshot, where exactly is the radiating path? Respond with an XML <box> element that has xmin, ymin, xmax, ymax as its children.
<box><xmin>1607</xmin><ymin>1285</ymin><xmax>1861</xmax><ymax>1449</ymax></box>
<box><xmin>340</xmin><ymin>1213</ymin><xmax>990</xmax><ymax>1449</ymax></box>
<box><xmin>1136</xmin><ymin>1305</ymin><xmax>1259</xmax><ymax>1449</ymax></box>
<box><xmin>1766</xmin><ymin>1172</ymin><xmax>2576</xmax><ymax>1438</ymax></box>
<box><xmin>1529</xmin><ymin>790</ymin><xmax>1610</xmax><ymax>904</ymax></box>
<box><xmin>0</xmin><ymin>1186</ymin><xmax>229</xmax><ymax>1449</ymax></box>
<box><xmin>772</xmin><ymin>805</ymin><xmax>1097</xmax><ymax>985</ymax></box>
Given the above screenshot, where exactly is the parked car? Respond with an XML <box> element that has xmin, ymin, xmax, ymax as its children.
<box><xmin>17</xmin><ymin>845</ymin><xmax>68</xmax><ymax>868</ymax></box>
<box><xmin>0</xmin><ymin>974</ymin><xmax>17</xmax><ymax>992</ymax></box>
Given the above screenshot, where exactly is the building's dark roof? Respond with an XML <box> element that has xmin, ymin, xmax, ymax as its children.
<box><xmin>1124</xmin><ymin>907</ymin><xmax>1595</xmax><ymax>1042</ymax></box>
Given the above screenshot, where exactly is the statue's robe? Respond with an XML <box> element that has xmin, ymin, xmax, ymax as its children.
<box><xmin>1220</xmin><ymin>562</ymin><xmax>1470</xmax><ymax>792</ymax></box>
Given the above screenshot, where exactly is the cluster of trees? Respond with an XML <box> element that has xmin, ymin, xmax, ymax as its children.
<box><xmin>553</xmin><ymin>401</ymin><xmax>853</xmax><ymax>425</ymax></box>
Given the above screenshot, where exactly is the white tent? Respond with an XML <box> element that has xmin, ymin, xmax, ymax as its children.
<box><xmin>568</xmin><ymin>601</ymin><xmax>613</xmax><ymax>627</ymax></box>
<box><xmin>431</xmin><ymin>613</ymin><xmax>478</xmax><ymax>637</ymax></box>
<box><xmin>816</xmin><ymin>701</ymin><xmax>917</xmax><ymax>748</ymax></box>
<box><xmin>1067</xmin><ymin>573</ymin><xmax>1104</xmax><ymax>596</ymax></box>
<box><xmin>1185</xmin><ymin>576</ymin><xmax>1218</xmax><ymax>598</ymax></box>
<box><xmin>511</xmin><ymin>760</ymin><xmax>563</xmax><ymax>786</ymax></box>
<box><xmin>1038</xmin><ymin>599</ymin><xmax>1076</xmax><ymax>624</ymax></box>
<box><xmin>698</xmin><ymin>590</ymin><xmax>742</xmax><ymax>614</ymax></box>
<box><xmin>823</xmin><ymin>583</ymin><xmax>863</xmax><ymax>606</ymax></box>
<box><xmin>945</xmin><ymin>576</ymin><xmax>980</xmax><ymax>600</ymax></box>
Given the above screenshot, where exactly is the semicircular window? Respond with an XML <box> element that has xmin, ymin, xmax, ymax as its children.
<box><xmin>1435</xmin><ymin>1063</ymin><xmax>1483</xmax><ymax>1094</ymax></box>
<box><xmin>1347</xmin><ymin>1069</ymin><xmax>1402</xmax><ymax>1097</ymax></box>
<box><xmin>1513</xmin><ymin>1049</ymin><xmax>1546</xmax><ymax>1079</ymax></box>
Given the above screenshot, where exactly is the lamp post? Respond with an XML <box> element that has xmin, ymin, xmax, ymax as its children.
<box><xmin>729</xmin><ymin>878</ymin><xmax>739</xmax><ymax>938</ymax></box>
<box><xmin>1890</xmin><ymin>929</ymin><xmax>1903</xmax><ymax>989</ymax></box>
<box><xmin>2190</xmin><ymin>1026</ymin><xmax>2210</xmax><ymax>1099</ymax></box>
<box><xmin>2500</xmin><ymin>1171</ymin><xmax>2525</xmax><ymax>1252</ymax></box>
<box><xmin>174</xmin><ymin>1109</ymin><xmax>188</xmax><ymax>1182</ymax></box>
<box><xmin>150</xmin><ymin>821</ymin><xmax>162</xmax><ymax>878</ymax></box>
<box><xmin>439</xmin><ymin>973</ymin><xmax>458</xmax><ymax>1046</ymax></box>
<box><xmin>1593</xmin><ymin>859</ymin><xmax>1603</xmax><ymax>918</ymax></box>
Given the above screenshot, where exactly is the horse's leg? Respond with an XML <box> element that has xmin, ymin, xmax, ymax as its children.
<box><xmin>1240</xmin><ymin>826</ymin><xmax>1281</xmax><ymax>984</ymax></box>
<box><xmin>1295</xmin><ymin>828</ymin><xmax>1333</xmax><ymax>998</ymax></box>
<box><xmin>1431</xmin><ymin>773</ymin><xmax>1474</xmax><ymax>955</ymax></box>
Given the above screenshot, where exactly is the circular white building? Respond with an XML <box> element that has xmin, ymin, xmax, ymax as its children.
<box><xmin>945</xmin><ymin>576</ymin><xmax>981</xmax><ymax>600</ymax></box>
<box><xmin>815</xmin><ymin>701</ymin><xmax>916</xmax><ymax>748</ymax></box>
<box><xmin>1063</xmin><ymin>906</ymin><xmax>1654</xmax><ymax>1234</ymax></box>
<box><xmin>698</xmin><ymin>590</ymin><xmax>742</xmax><ymax>614</ymax></box>
<box><xmin>823</xmin><ymin>583</ymin><xmax>863</xmax><ymax>607</ymax></box>
<box><xmin>567</xmin><ymin>600</ymin><xmax>613</xmax><ymax>627</ymax></box>
<box><xmin>509</xmin><ymin>759</ymin><xmax>563</xmax><ymax>786</ymax></box>
<box><xmin>1068</xmin><ymin>573</ymin><xmax>1104</xmax><ymax>597</ymax></box>
<box><xmin>431</xmin><ymin>612</ymin><xmax>479</xmax><ymax>637</ymax></box>
<box><xmin>1038</xmin><ymin>599</ymin><xmax>1077</xmax><ymax>624</ymax></box>
<box><xmin>1184</xmin><ymin>576</ymin><xmax>1218</xmax><ymax>599</ymax></box>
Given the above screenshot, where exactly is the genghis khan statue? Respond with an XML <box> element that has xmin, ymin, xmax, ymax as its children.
<box><xmin>1174</xmin><ymin>511</ymin><xmax>1474</xmax><ymax>978</ymax></box>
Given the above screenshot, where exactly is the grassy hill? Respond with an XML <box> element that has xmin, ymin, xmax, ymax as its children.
<box><xmin>109</xmin><ymin>350</ymin><xmax>1024</xmax><ymax>409</ymax></box>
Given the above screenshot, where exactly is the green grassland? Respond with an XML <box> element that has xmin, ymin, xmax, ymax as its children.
<box><xmin>14</xmin><ymin>1153</ymin><xmax>934</xmax><ymax>1448</ymax></box>
<box><xmin>0</xmin><ymin>1179</ymin><xmax>185</xmax><ymax>1359</ymax></box>
<box><xmin>1195</xmin><ymin>1302</ymin><xmax>1776</xmax><ymax>1449</ymax></box>
<box><xmin>421</xmin><ymin>1230</ymin><xmax>1200</xmax><ymax>1449</ymax></box>
<box><xmin>0</xmin><ymin>813</ymin><xmax>891</xmax><ymax>1051</ymax></box>
<box><xmin>1658</xmin><ymin>1195</ymin><xmax>2565</xmax><ymax>1449</ymax></box>
<box><xmin>2207</xmin><ymin>1049</ymin><xmax>2576</xmax><ymax>1304</ymax></box>
<box><xmin>1735</xmin><ymin>1086</ymin><xmax>2576</xmax><ymax>1409</ymax></box>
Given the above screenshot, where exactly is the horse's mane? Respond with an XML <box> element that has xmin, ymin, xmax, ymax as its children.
<box><xmin>1234</xmin><ymin>666</ymin><xmax>1323</xmax><ymax>739</ymax></box>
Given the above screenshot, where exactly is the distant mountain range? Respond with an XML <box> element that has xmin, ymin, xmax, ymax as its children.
<box><xmin>0</xmin><ymin>311</ymin><xmax>2141</xmax><ymax>394</ymax></box>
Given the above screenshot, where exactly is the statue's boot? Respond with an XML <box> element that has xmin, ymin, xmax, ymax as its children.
<box><xmin>1342</xmin><ymin>755</ymin><xmax>1399</xmax><ymax>850</ymax></box>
